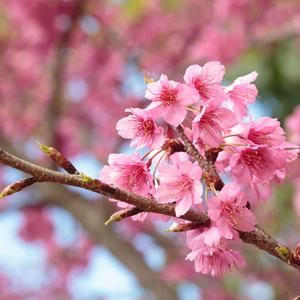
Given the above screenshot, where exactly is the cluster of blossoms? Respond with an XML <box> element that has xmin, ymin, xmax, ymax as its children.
<box><xmin>99</xmin><ymin>61</ymin><xmax>299</xmax><ymax>275</ymax></box>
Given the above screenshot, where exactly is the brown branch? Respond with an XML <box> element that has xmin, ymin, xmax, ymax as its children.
<box><xmin>1</xmin><ymin>147</ymin><xmax>300</xmax><ymax>271</ymax></box>
<box><xmin>0</xmin><ymin>148</ymin><xmax>211</xmax><ymax>226</ymax></box>
<box><xmin>175</xmin><ymin>125</ymin><xmax>222</xmax><ymax>182</ymax></box>
<box><xmin>239</xmin><ymin>227</ymin><xmax>300</xmax><ymax>271</ymax></box>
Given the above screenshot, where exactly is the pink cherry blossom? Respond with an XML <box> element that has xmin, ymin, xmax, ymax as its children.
<box><xmin>207</xmin><ymin>183</ymin><xmax>257</xmax><ymax>239</ymax></box>
<box><xmin>243</xmin><ymin>117</ymin><xmax>286</xmax><ymax>147</ymax></box>
<box><xmin>155</xmin><ymin>158</ymin><xmax>203</xmax><ymax>217</ymax></box>
<box><xmin>186</xmin><ymin>238</ymin><xmax>245</xmax><ymax>276</ymax></box>
<box><xmin>229</xmin><ymin>145</ymin><xmax>286</xmax><ymax>188</ymax></box>
<box><xmin>183</xmin><ymin>61</ymin><xmax>227</xmax><ymax>105</ymax></box>
<box><xmin>214</xmin><ymin>145</ymin><xmax>234</xmax><ymax>172</ymax></box>
<box><xmin>116</xmin><ymin>108</ymin><xmax>165</xmax><ymax>150</ymax></box>
<box><xmin>1</xmin><ymin>0</ymin><xmax>300</xmax><ymax>291</ymax></box>
<box><xmin>192</xmin><ymin>104</ymin><xmax>236</xmax><ymax>148</ymax></box>
<box><xmin>145</xmin><ymin>74</ymin><xmax>199</xmax><ymax>126</ymax></box>
<box><xmin>187</xmin><ymin>226</ymin><xmax>221</xmax><ymax>250</ymax></box>
<box><xmin>225</xmin><ymin>71</ymin><xmax>258</xmax><ymax>121</ymax></box>
<box><xmin>99</xmin><ymin>152</ymin><xmax>154</xmax><ymax>197</ymax></box>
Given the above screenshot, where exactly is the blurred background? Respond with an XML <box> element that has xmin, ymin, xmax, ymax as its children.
<box><xmin>0</xmin><ymin>0</ymin><xmax>300</xmax><ymax>299</ymax></box>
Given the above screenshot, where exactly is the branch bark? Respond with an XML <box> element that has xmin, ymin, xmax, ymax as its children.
<box><xmin>175</xmin><ymin>125</ymin><xmax>221</xmax><ymax>180</ymax></box>
<box><xmin>0</xmin><ymin>148</ymin><xmax>211</xmax><ymax>226</ymax></box>
<box><xmin>0</xmin><ymin>147</ymin><xmax>300</xmax><ymax>271</ymax></box>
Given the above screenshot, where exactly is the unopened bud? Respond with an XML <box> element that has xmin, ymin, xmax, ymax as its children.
<box><xmin>0</xmin><ymin>177</ymin><xmax>37</xmax><ymax>198</ymax></box>
<box><xmin>105</xmin><ymin>207</ymin><xmax>142</xmax><ymax>225</ymax></box>
<box><xmin>35</xmin><ymin>139</ymin><xmax>79</xmax><ymax>174</ymax></box>
<box><xmin>277</xmin><ymin>247</ymin><xmax>292</xmax><ymax>264</ymax></box>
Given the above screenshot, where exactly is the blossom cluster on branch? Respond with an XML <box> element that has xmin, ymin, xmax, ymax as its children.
<box><xmin>1</xmin><ymin>0</ymin><xmax>300</xmax><ymax>297</ymax></box>
<box><xmin>99</xmin><ymin>61</ymin><xmax>299</xmax><ymax>275</ymax></box>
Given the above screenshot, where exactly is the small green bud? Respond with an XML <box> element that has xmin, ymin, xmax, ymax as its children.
<box><xmin>79</xmin><ymin>173</ymin><xmax>93</xmax><ymax>183</ymax></box>
<box><xmin>277</xmin><ymin>247</ymin><xmax>292</xmax><ymax>264</ymax></box>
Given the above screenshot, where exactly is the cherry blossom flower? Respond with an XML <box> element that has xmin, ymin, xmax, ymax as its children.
<box><xmin>278</xmin><ymin>140</ymin><xmax>299</xmax><ymax>158</ymax></box>
<box><xmin>99</xmin><ymin>152</ymin><xmax>154</xmax><ymax>197</ymax></box>
<box><xmin>229</xmin><ymin>145</ymin><xmax>286</xmax><ymax>188</ymax></box>
<box><xmin>116</xmin><ymin>108</ymin><xmax>165</xmax><ymax>150</ymax></box>
<box><xmin>145</xmin><ymin>74</ymin><xmax>199</xmax><ymax>126</ymax></box>
<box><xmin>207</xmin><ymin>183</ymin><xmax>257</xmax><ymax>239</ymax></box>
<box><xmin>186</xmin><ymin>226</ymin><xmax>222</xmax><ymax>250</ymax></box>
<box><xmin>214</xmin><ymin>145</ymin><xmax>234</xmax><ymax>172</ymax></box>
<box><xmin>183</xmin><ymin>61</ymin><xmax>227</xmax><ymax>105</ymax></box>
<box><xmin>243</xmin><ymin>117</ymin><xmax>286</xmax><ymax>147</ymax></box>
<box><xmin>192</xmin><ymin>104</ymin><xmax>236</xmax><ymax>148</ymax></box>
<box><xmin>155</xmin><ymin>157</ymin><xmax>203</xmax><ymax>217</ymax></box>
<box><xmin>186</xmin><ymin>238</ymin><xmax>245</xmax><ymax>276</ymax></box>
<box><xmin>225</xmin><ymin>71</ymin><xmax>258</xmax><ymax>121</ymax></box>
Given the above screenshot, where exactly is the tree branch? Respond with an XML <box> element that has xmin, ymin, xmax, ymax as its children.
<box><xmin>175</xmin><ymin>125</ymin><xmax>224</xmax><ymax>190</ymax></box>
<box><xmin>0</xmin><ymin>147</ymin><xmax>300</xmax><ymax>271</ymax></box>
<box><xmin>0</xmin><ymin>148</ymin><xmax>211</xmax><ymax>226</ymax></box>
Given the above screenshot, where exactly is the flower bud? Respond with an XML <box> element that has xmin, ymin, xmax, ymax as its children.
<box><xmin>0</xmin><ymin>177</ymin><xmax>36</xmax><ymax>198</ymax></box>
<box><xmin>105</xmin><ymin>207</ymin><xmax>142</xmax><ymax>225</ymax></box>
<box><xmin>277</xmin><ymin>247</ymin><xmax>292</xmax><ymax>264</ymax></box>
<box><xmin>35</xmin><ymin>139</ymin><xmax>78</xmax><ymax>174</ymax></box>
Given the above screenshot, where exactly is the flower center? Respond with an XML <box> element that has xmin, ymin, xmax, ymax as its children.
<box><xmin>248</xmin><ymin>129</ymin><xmax>272</xmax><ymax>145</ymax></box>
<box><xmin>223</xmin><ymin>202</ymin><xmax>242</xmax><ymax>227</ymax></box>
<box><xmin>241</xmin><ymin>148</ymin><xmax>270</xmax><ymax>176</ymax></box>
<box><xmin>199</xmin><ymin>113</ymin><xmax>221</xmax><ymax>137</ymax></box>
<box><xmin>167</xmin><ymin>175</ymin><xmax>193</xmax><ymax>200</ymax></box>
<box><xmin>192</xmin><ymin>75</ymin><xmax>213</xmax><ymax>99</ymax></box>
<box><xmin>132</xmin><ymin>117</ymin><xmax>154</xmax><ymax>139</ymax></box>
<box><xmin>159</xmin><ymin>88</ymin><xmax>178</xmax><ymax>105</ymax></box>
<box><xmin>115</xmin><ymin>165</ymin><xmax>146</xmax><ymax>192</ymax></box>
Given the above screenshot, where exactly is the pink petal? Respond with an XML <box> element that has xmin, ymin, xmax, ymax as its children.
<box><xmin>175</xmin><ymin>194</ymin><xmax>192</xmax><ymax>217</ymax></box>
